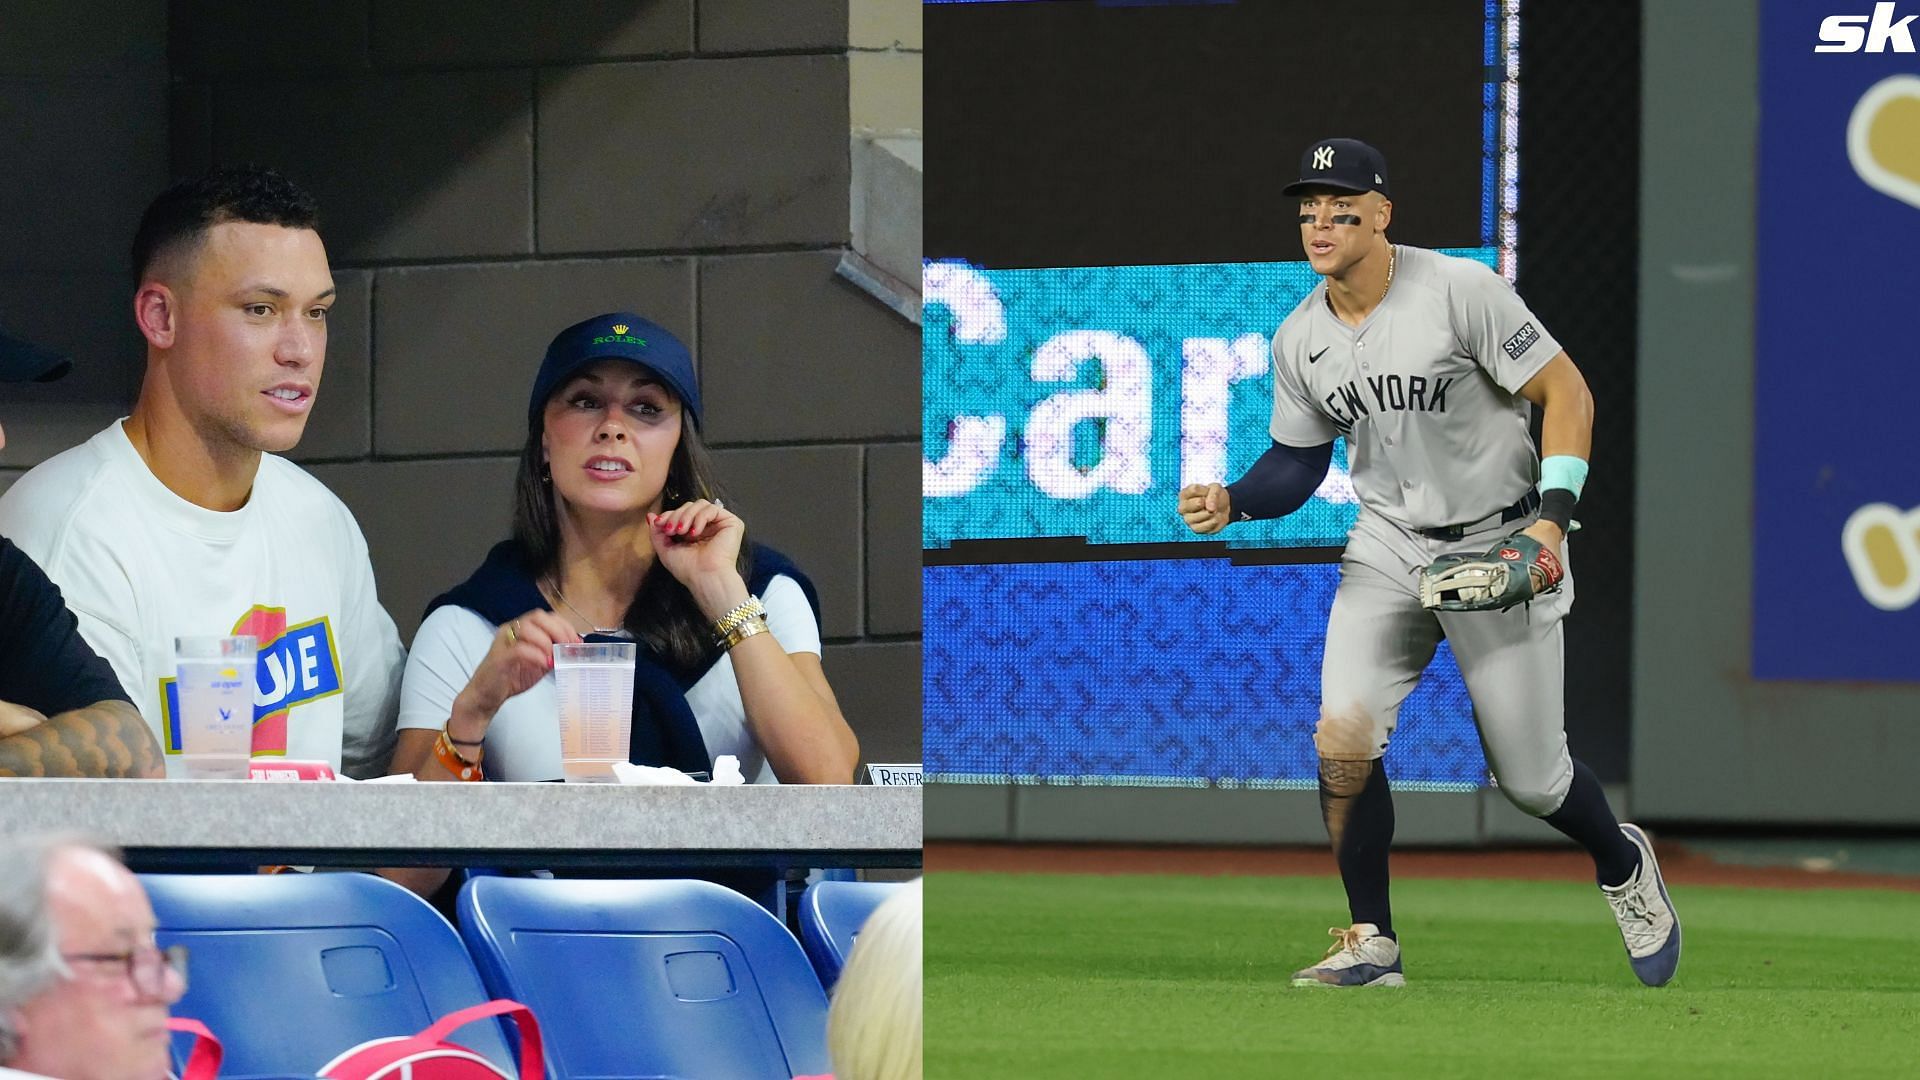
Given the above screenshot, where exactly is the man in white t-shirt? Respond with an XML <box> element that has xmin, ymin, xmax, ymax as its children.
<box><xmin>0</xmin><ymin>835</ymin><xmax>186</xmax><ymax>1080</ymax></box>
<box><xmin>0</xmin><ymin>166</ymin><xmax>402</xmax><ymax>778</ymax></box>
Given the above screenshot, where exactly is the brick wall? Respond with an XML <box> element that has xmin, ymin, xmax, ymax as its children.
<box><xmin>1</xmin><ymin>0</ymin><xmax>921</xmax><ymax>770</ymax></box>
<box><xmin>852</xmin><ymin>0</ymin><xmax>923</xmax><ymax>136</ymax></box>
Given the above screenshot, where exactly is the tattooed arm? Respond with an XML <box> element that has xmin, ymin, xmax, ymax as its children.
<box><xmin>0</xmin><ymin>698</ymin><xmax>165</xmax><ymax>778</ymax></box>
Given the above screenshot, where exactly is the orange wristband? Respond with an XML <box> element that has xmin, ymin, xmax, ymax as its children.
<box><xmin>434</xmin><ymin>729</ymin><xmax>484</xmax><ymax>782</ymax></box>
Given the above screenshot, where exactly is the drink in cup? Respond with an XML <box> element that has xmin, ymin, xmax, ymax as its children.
<box><xmin>552</xmin><ymin>642</ymin><xmax>635</xmax><ymax>782</ymax></box>
<box><xmin>173</xmin><ymin>636</ymin><xmax>258</xmax><ymax>780</ymax></box>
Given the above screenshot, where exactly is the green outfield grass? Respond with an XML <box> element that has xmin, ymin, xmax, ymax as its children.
<box><xmin>927</xmin><ymin>871</ymin><xmax>1920</xmax><ymax>1079</ymax></box>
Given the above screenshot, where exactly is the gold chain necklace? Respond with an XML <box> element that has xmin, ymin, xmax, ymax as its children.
<box><xmin>1326</xmin><ymin>245</ymin><xmax>1396</xmax><ymax>317</ymax></box>
<box><xmin>546</xmin><ymin>577</ymin><xmax>624</xmax><ymax>635</ymax></box>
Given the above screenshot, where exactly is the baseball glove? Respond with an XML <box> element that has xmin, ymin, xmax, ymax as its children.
<box><xmin>1418</xmin><ymin>532</ymin><xmax>1564</xmax><ymax>612</ymax></box>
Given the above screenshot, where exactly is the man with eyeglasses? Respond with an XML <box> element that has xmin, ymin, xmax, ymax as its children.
<box><xmin>0</xmin><ymin>835</ymin><xmax>185</xmax><ymax>1079</ymax></box>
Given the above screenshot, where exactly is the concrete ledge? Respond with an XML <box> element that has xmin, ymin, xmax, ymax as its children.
<box><xmin>836</xmin><ymin>250</ymin><xmax>920</xmax><ymax>325</ymax></box>
<box><xmin>848</xmin><ymin>133</ymin><xmax>921</xmax><ymax>320</ymax></box>
<box><xmin>0</xmin><ymin>780</ymin><xmax>920</xmax><ymax>870</ymax></box>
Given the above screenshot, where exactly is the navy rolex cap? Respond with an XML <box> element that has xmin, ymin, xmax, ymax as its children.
<box><xmin>1282</xmin><ymin>137</ymin><xmax>1391</xmax><ymax>199</ymax></box>
<box><xmin>529</xmin><ymin>312</ymin><xmax>700</xmax><ymax>430</ymax></box>
<box><xmin>0</xmin><ymin>325</ymin><xmax>70</xmax><ymax>383</ymax></box>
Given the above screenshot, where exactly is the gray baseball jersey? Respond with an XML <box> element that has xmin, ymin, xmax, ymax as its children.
<box><xmin>1269</xmin><ymin>245</ymin><xmax>1575</xmax><ymax>814</ymax></box>
<box><xmin>1267</xmin><ymin>245</ymin><xmax>1562</xmax><ymax>530</ymax></box>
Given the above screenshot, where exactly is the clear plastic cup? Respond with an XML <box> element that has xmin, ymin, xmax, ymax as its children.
<box><xmin>552</xmin><ymin>642</ymin><xmax>636</xmax><ymax>782</ymax></box>
<box><xmin>173</xmin><ymin>636</ymin><xmax>258</xmax><ymax>780</ymax></box>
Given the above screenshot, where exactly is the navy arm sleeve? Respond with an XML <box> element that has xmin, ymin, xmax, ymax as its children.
<box><xmin>0</xmin><ymin>538</ymin><xmax>131</xmax><ymax>716</ymax></box>
<box><xmin>1224</xmin><ymin>440</ymin><xmax>1334</xmax><ymax>522</ymax></box>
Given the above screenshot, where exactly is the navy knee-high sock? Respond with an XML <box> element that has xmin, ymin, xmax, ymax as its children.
<box><xmin>1320</xmin><ymin>758</ymin><xmax>1395</xmax><ymax>938</ymax></box>
<box><xmin>1542</xmin><ymin>758</ymin><xmax>1640</xmax><ymax>887</ymax></box>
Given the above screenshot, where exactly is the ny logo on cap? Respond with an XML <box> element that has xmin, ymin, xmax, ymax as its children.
<box><xmin>1313</xmin><ymin>146</ymin><xmax>1335</xmax><ymax>169</ymax></box>
<box><xmin>612</xmin><ymin>323</ymin><xmax>629</xmax><ymax>335</ymax></box>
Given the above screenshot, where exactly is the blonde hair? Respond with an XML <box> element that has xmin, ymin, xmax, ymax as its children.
<box><xmin>826</xmin><ymin>878</ymin><xmax>922</xmax><ymax>1080</ymax></box>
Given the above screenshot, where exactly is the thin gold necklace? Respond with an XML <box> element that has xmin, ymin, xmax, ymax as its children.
<box><xmin>1327</xmin><ymin>245</ymin><xmax>1396</xmax><ymax>316</ymax></box>
<box><xmin>546</xmin><ymin>577</ymin><xmax>624</xmax><ymax>635</ymax></box>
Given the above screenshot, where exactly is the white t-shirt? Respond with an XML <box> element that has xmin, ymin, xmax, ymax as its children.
<box><xmin>0</xmin><ymin>420</ymin><xmax>404</xmax><ymax>778</ymax></box>
<box><xmin>0</xmin><ymin>1066</ymin><xmax>59</xmax><ymax>1078</ymax></box>
<box><xmin>398</xmin><ymin>575</ymin><xmax>821</xmax><ymax>784</ymax></box>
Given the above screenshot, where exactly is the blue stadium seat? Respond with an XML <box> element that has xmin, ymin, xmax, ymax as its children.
<box><xmin>143</xmin><ymin>872</ymin><xmax>514</xmax><ymax>1079</ymax></box>
<box><xmin>458</xmin><ymin>876</ymin><xmax>830</xmax><ymax>1079</ymax></box>
<box><xmin>797</xmin><ymin>880</ymin><xmax>903</xmax><ymax>991</ymax></box>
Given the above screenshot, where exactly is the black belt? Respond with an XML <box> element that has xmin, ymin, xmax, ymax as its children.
<box><xmin>1415</xmin><ymin>488</ymin><xmax>1541</xmax><ymax>541</ymax></box>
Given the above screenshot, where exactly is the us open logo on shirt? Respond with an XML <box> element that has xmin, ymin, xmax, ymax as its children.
<box><xmin>1501</xmin><ymin>321</ymin><xmax>1540</xmax><ymax>362</ymax></box>
<box><xmin>159</xmin><ymin>607</ymin><xmax>345</xmax><ymax>755</ymax></box>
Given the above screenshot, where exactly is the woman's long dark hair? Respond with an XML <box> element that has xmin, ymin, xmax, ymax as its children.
<box><xmin>511</xmin><ymin>414</ymin><xmax>751</xmax><ymax>673</ymax></box>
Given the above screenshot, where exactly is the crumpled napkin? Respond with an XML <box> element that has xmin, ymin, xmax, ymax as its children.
<box><xmin>611</xmin><ymin>755</ymin><xmax>745</xmax><ymax>786</ymax></box>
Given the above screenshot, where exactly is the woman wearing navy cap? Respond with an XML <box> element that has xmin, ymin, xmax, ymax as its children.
<box><xmin>388</xmin><ymin>312</ymin><xmax>858</xmax><ymax>812</ymax></box>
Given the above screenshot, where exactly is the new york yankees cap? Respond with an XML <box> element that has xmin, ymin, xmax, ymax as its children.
<box><xmin>529</xmin><ymin>312</ymin><xmax>702</xmax><ymax>431</ymax></box>
<box><xmin>1282</xmin><ymin>137</ymin><xmax>1392</xmax><ymax>199</ymax></box>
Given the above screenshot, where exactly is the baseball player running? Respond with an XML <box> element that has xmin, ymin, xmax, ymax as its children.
<box><xmin>1178</xmin><ymin>138</ymin><xmax>1679</xmax><ymax>988</ymax></box>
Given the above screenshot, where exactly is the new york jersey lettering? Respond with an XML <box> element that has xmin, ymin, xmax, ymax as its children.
<box><xmin>1327</xmin><ymin>375</ymin><xmax>1453</xmax><ymax>426</ymax></box>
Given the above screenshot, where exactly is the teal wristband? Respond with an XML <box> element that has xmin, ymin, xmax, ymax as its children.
<box><xmin>1539</xmin><ymin>455</ymin><xmax>1588</xmax><ymax>499</ymax></box>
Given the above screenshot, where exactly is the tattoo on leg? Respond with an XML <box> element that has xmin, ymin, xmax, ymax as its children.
<box><xmin>1319</xmin><ymin>757</ymin><xmax>1375</xmax><ymax>851</ymax></box>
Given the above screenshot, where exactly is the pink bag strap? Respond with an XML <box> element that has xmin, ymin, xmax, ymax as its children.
<box><xmin>167</xmin><ymin>1017</ymin><xmax>223</xmax><ymax>1080</ymax></box>
<box><xmin>418</xmin><ymin>999</ymin><xmax>543</xmax><ymax>1080</ymax></box>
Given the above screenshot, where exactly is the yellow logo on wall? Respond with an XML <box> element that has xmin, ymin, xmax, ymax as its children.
<box><xmin>612</xmin><ymin>324</ymin><xmax>629</xmax><ymax>335</ymax></box>
<box><xmin>1843</xmin><ymin>502</ymin><xmax>1920</xmax><ymax>610</ymax></box>
<box><xmin>1848</xmin><ymin>75</ymin><xmax>1920</xmax><ymax>210</ymax></box>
